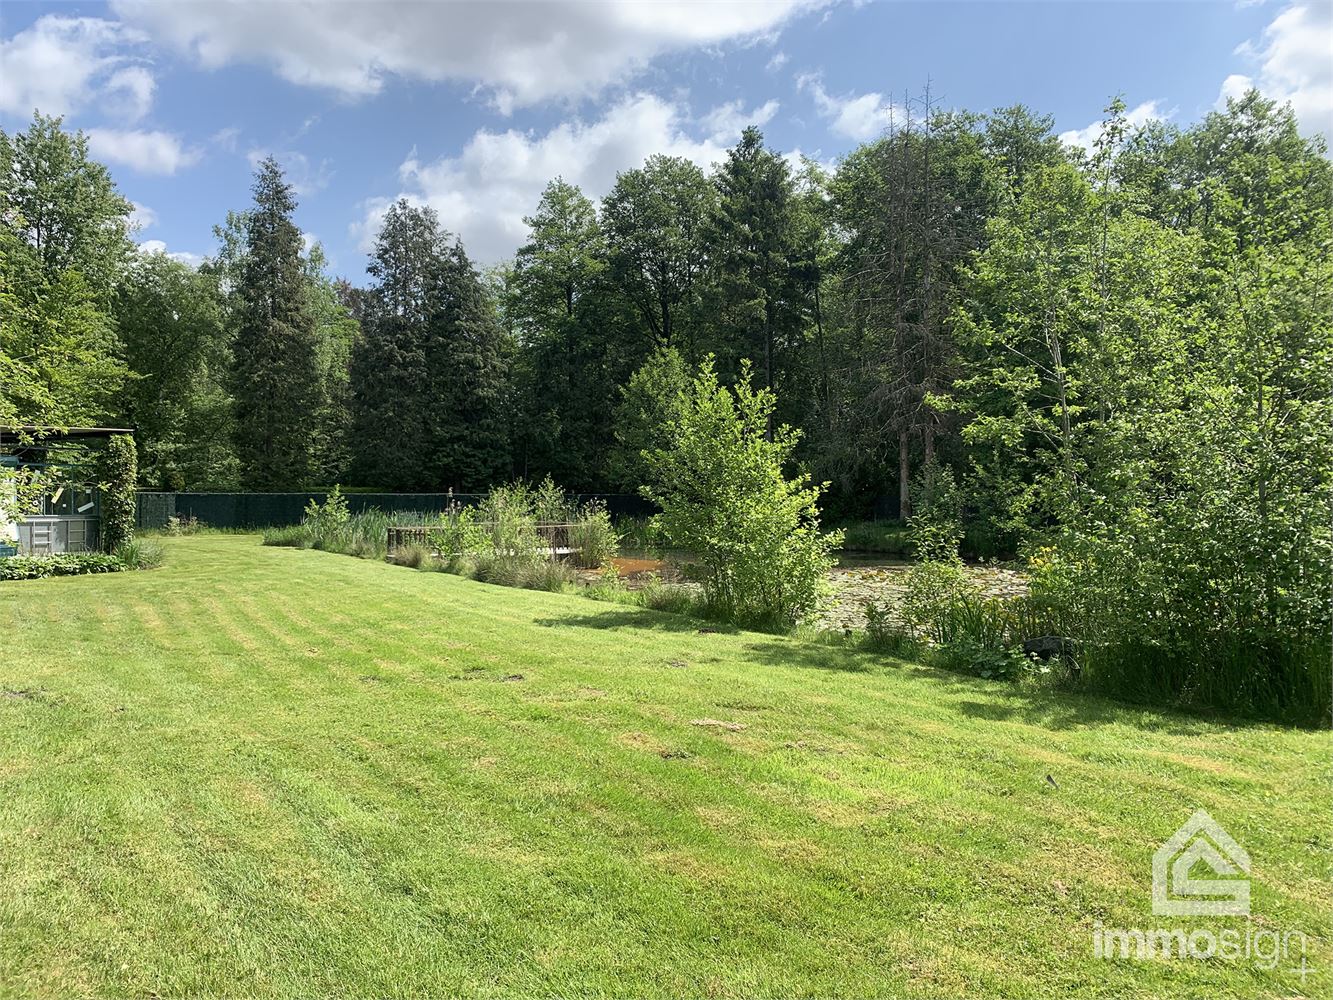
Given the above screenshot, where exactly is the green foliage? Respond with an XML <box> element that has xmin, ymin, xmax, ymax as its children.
<box><xmin>303</xmin><ymin>484</ymin><xmax>350</xmax><ymax>533</ymax></box>
<box><xmin>948</xmin><ymin>93</ymin><xmax>1333</xmax><ymax>719</ymax></box>
<box><xmin>115</xmin><ymin>251</ymin><xmax>237</xmax><ymax>489</ymax></box>
<box><xmin>907</xmin><ymin>461</ymin><xmax>963</xmax><ymax>562</ymax></box>
<box><xmin>643</xmin><ymin>358</ymin><xmax>841</xmax><ymax>629</ymax></box>
<box><xmin>349</xmin><ymin>199</ymin><xmax>509</xmax><ymax>490</ymax></box>
<box><xmin>609</xmin><ymin>346</ymin><xmax>689</xmax><ymax>491</ymax></box>
<box><xmin>164</xmin><ymin>514</ymin><xmax>203</xmax><ymax>536</ymax></box>
<box><xmin>231</xmin><ymin>157</ymin><xmax>321</xmax><ymax>490</ymax></box>
<box><xmin>837</xmin><ymin>521</ymin><xmax>912</xmax><ymax>556</ymax></box>
<box><xmin>566</xmin><ymin>501</ymin><xmax>618</xmax><ymax>569</ymax></box>
<box><xmin>98</xmin><ymin>433</ymin><xmax>137</xmax><ymax>553</ymax></box>
<box><xmin>602</xmin><ymin>155</ymin><xmax>716</xmax><ymax>350</ymax></box>
<box><xmin>0</xmin><ymin>553</ymin><xmax>125</xmax><ymax>580</ymax></box>
<box><xmin>506</xmin><ymin>179</ymin><xmax>625</xmax><ymax>489</ymax></box>
<box><xmin>705</xmin><ymin>126</ymin><xmax>804</xmax><ymax>401</ymax></box>
<box><xmin>862</xmin><ymin>600</ymin><xmax>919</xmax><ymax>657</ymax></box>
<box><xmin>262</xmin><ymin>506</ymin><xmax>433</xmax><ymax>560</ymax></box>
<box><xmin>1</xmin><ymin>115</ymin><xmax>134</xmax><ymax>428</ymax></box>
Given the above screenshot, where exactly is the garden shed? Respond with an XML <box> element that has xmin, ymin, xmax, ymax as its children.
<box><xmin>1</xmin><ymin>426</ymin><xmax>134</xmax><ymax>555</ymax></box>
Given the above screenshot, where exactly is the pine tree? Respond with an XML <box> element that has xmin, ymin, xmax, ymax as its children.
<box><xmin>231</xmin><ymin>157</ymin><xmax>320</xmax><ymax>490</ymax></box>
<box><xmin>706</xmin><ymin>126</ymin><xmax>803</xmax><ymax>419</ymax></box>
<box><xmin>350</xmin><ymin>200</ymin><xmax>509</xmax><ymax>490</ymax></box>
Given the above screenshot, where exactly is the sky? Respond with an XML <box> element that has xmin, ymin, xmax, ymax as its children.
<box><xmin>1</xmin><ymin>1</ymin><xmax>1330</xmax><ymax>280</ymax></box>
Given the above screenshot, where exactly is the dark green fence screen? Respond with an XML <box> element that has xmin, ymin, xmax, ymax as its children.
<box><xmin>136</xmin><ymin>492</ymin><xmax>653</xmax><ymax>529</ymax></box>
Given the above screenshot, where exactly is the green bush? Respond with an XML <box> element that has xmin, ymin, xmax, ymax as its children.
<box><xmin>1024</xmin><ymin>535</ymin><xmax>1331</xmax><ymax>722</ymax></box>
<box><xmin>900</xmin><ymin>561</ymin><xmax>1033</xmax><ymax>680</ymax></box>
<box><xmin>862</xmin><ymin>600</ymin><xmax>918</xmax><ymax>656</ymax></box>
<box><xmin>0</xmin><ymin>553</ymin><xmax>125</xmax><ymax>580</ymax></box>
<box><xmin>99</xmin><ymin>433</ymin><xmax>137</xmax><ymax>553</ymax></box>
<box><xmin>642</xmin><ymin>358</ymin><xmax>841</xmax><ymax>630</ymax></box>
<box><xmin>164</xmin><ymin>514</ymin><xmax>202</xmax><ymax>536</ymax></box>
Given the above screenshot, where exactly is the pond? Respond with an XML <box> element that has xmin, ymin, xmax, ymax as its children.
<box><xmin>580</xmin><ymin>549</ymin><xmax>1028</xmax><ymax>633</ymax></box>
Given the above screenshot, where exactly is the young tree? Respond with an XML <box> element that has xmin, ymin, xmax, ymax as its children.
<box><xmin>230</xmin><ymin>157</ymin><xmax>321</xmax><ymax>489</ymax></box>
<box><xmin>643</xmin><ymin>357</ymin><xmax>841</xmax><ymax>628</ymax></box>
<box><xmin>608</xmin><ymin>345</ymin><xmax>690</xmax><ymax>491</ymax></box>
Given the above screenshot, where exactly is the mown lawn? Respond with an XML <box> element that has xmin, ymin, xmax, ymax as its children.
<box><xmin>0</xmin><ymin>535</ymin><xmax>1327</xmax><ymax>998</ymax></box>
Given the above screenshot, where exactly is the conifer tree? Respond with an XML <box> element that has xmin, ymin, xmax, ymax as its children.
<box><xmin>231</xmin><ymin>157</ymin><xmax>320</xmax><ymax>490</ymax></box>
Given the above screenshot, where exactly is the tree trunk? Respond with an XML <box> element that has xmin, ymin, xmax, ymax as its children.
<box><xmin>898</xmin><ymin>429</ymin><xmax>912</xmax><ymax>521</ymax></box>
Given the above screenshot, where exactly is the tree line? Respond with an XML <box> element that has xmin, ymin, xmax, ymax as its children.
<box><xmin>2</xmin><ymin>93</ymin><xmax>1328</xmax><ymax>530</ymax></box>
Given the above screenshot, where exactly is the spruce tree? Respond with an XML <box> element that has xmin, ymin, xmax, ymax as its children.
<box><xmin>231</xmin><ymin>157</ymin><xmax>320</xmax><ymax>490</ymax></box>
<box><xmin>350</xmin><ymin>200</ymin><xmax>509</xmax><ymax>490</ymax></box>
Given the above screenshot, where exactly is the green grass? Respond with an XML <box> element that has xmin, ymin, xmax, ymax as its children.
<box><xmin>0</xmin><ymin>535</ymin><xmax>1327</xmax><ymax>998</ymax></box>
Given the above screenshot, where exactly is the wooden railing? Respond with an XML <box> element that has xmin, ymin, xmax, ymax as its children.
<box><xmin>387</xmin><ymin>522</ymin><xmax>581</xmax><ymax>556</ymax></box>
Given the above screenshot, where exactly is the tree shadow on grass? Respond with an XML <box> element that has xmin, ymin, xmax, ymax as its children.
<box><xmin>535</xmin><ymin>604</ymin><xmax>1299</xmax><ymax>735</ymax></box>
<box><xmin>741</xmin><ymin>640</ymin><xmax>1282</xmax><ymax>735</ymax></box>
<box><xmin>533</xmin><ymin>607</ymin><xmax>744</xmax><ymax>636</ymax></box>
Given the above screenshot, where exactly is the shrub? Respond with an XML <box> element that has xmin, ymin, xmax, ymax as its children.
<box><xmin>1023</xmin><ymin>532</ymin><xmax>1331</xmax><ymax>721</ymax></box>
<box><xmin>99</xmin><ymin>433</ymin><xmax>137</xmax><ymax>553</ymax></box>
<box><xmin>0</xmin><ymin>553</ymin><xmax>125</xmax><ymax>580</ymax></box>
<box><xmin>303</xmin><ymin>485</ymin><xmax>350</xmax><ymax>536</ymax></box>
<box><xmin>642</xmin><ymin>358</ymin><xmax>841</xmax><ymax>630</ymax></box>
<box><xmin>862</xmin><ymin>600</ymin><xmax>918</xmax><ymax>656</ymax></box>
<box><xmin>901</xmin><ymin>561</ymin><xmax>975</xmax><ymax>643</ymax></box>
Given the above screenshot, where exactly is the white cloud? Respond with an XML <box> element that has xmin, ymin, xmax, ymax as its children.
<box><xmin>128</xmin><ymin>201</ymin><xmax>157</xmax><ymax>231</ymax></box>
<box><xmin>138</xmin><ymin>239</ymin><xmax>204</xmax><ymax>268</ymax></box>
<box><xmin>354</xmin><ymin>92</ymin><xmax>728</xmax><ymax>263</ymax></box>
<box><xmin>246</xmin><ymin>149</ymin><xmax>333</xmax><ymax>196</ymax></box>
<box><xmin>0</xmin><ymin>14</ymin><xmax>153</xmax><ymax>119</ymax></box>
<box><xmin>104</xmin><ymin>65</ymin><xmax>155</xmax><ymax>121</ymax></box>
<box><xmin>1058</xmin><ymin>100</ymin><xmax>1167</xmax><ymax>152</ymax></box>
<box><xmin>112</xmin><ymin>0</ymin><xmax>823</xmax><ymax>109</ymax></box>
<box><xmin>797</xmin><ymin>72</ymin><xmax>894</xmax><ymax>140</ymax></box>
<box><xmin>211</xmin><ymin>126</ymin><xmax>241</xmax><ymax>152</ymax></box>
<box><xmin>700</xmin><ymin>98</ymin><xmax>780</xmax><ymax>142</ymax></box>
<box><xmin>86</xmin><ymin>128</ymin><xmax>202</xmax><ymax>174</ymax></box>
<box><xmin>766</xmin><ymin>51</ymin><xmax>789</xmax><ymax>72</ymax></box>
<box><xmin>1220</xmin><ymin>2</ymin><xmax>1332</xmax><ymax>138</ymax></box>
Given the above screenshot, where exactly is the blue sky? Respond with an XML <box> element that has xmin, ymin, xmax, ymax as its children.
<box><xmin>2</xmin><ymin>1</ymin><xmax>1329</xmax><ymax>279</ymax></box>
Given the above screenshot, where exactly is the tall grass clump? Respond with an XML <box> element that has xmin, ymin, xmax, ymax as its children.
<box><xmin>262</xmin><ymin>486</ymin><xmax>437</xmax><ymax>559</ymax></box>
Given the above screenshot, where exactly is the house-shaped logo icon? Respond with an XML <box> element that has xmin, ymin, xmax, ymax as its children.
<box><xmin>1152</xmin><ymin>809</ymin><xmax>1251</xmax><ymax>916</ymax></box>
